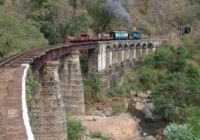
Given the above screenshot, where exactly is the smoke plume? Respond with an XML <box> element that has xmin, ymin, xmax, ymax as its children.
<box><xmin>106</xmin><ymin>0</ymin><xmax>134</xmax><ymax>28</ymax></box>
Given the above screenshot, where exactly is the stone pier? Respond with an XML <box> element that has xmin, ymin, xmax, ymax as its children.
<box><xmin>62</xmin><ymin>51</ymin><xmax>85</xmax><ymax>115</ymax></box>
<box><xmin>32</xmin><ymin>61</ymin><xmax>67</xmax><ymax>140</ymax></box>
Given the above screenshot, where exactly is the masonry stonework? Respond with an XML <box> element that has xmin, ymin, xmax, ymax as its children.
<box><xmin>61</xmin><ymin>51</ymin><xmax>85</xmax><ymax>115</ymax></box>
<box><xmin>87</xmin><ymin>40</ymin><xmax>164</xmax><ymax>95</ymax></box>
<box><xmin>32</xmin><ymin>61</ymin><xmax>67</xmax><ymax>140</ymax></box>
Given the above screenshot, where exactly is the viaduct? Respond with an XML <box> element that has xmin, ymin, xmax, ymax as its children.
<box><xmin>0</xmin><ymin>39</ymin><xmax>166</xmax><ymax>140</ymax></box>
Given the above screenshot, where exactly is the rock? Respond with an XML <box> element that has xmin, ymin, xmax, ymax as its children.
<box><xmin>133</xmin><ymin>97</ymin><xmax>141</xmax><ymax>103</ymax></box>
<box><xmin>136</xmin><ymin>91</ymin><xmax>149</xmax><ymax>98</ymax></box>
<box><xmin>146</xmin><ymin>90</ymin><xmax>152</xmax><ymax>96</ymax></box>
<box><xmin>92</xmin><ymin>110</ymin><xmax>105</xmax><ymax>117</ymax></box>
<box><xmin>96</xmin><ymin>106</ymin><xmax>103</xmax><ymax>110</ymax></box>
<box><xmin>135</xmin><ymin>102</ymin><xmax>145</xmax><ymax>112</ymax></box>
<box><xmin>130</xmin><ymin>90</ymin><xmax>137</xmax><ymax>96</ymax></box>
<box><xmin>144</xmin><ymin>135</ymin><xmax>157</xmax><ymax>140</ymax></box>
<box><xmin>147</xmin><ymin>102</ymin><xmax>155</xmax><ymax>112</ymax></box>
<box><xmin>143</xmin><ymin>106</ymin><xmax>154</xmax><ymax>122</ymax></box>
<box><xmin>103</xmin><ymin>107</ymin><xmax>113</xmax><ymax>117</ymax></box>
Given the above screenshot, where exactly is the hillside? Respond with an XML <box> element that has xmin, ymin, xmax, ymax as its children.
<box><xmin>1</xmin><ymin>0</ymin><xmax>200</xmax><ymax>139</ymax></box>
<box><xmin>0</xmin><ymin>0</ymin><xmax>200</xmax><ymax>57</ymax></box>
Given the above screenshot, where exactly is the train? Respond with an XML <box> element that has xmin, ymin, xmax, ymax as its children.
<box><xmin>68</xmin><ymin>31</ymin><xmax>142</xmax><ymax>43</ymax></box>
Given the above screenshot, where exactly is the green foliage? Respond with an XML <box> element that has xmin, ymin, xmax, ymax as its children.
<box><xmin>108</xmin><ymin>79</ymin><xmax>135</xmax><ymax>97</ymax></box>
<box><xmin>143</xmin><ymin>44</ymin><xmax>189</xmax><ymax>72</ymax></box>
<box><xmin>187</xmin><ymin>107</ymin><xmax>200</xmax><ymax>137</ymax></box>
<box><xmin>137</xmin><ymin>66</ymin><xmax>162</xmax><ymax>92</ymax></box>
<box><xmin>163</xmin><ymin>123</ymin><xmax>199</xmax><ymax>140</ymax></box>
<box><xmin>67</xmin><ymin>119</ymin><xmax>83</xmax><ymax>140</ymax></box>
<box><xmin>136</xmin><ymin>44</ymin><xmax>200</xmax><ymax>121</ymax></box>
<box><xmin>0</xmin><ymin>7</ymin><xmax>48</xmax><ymax>58</ymax></box>
<box><xmin>29</xmin><ymin>0</ymin><xmax>92</xmax><ymax>44</ymax></box>
<box><xmin>26</xmin><ymin>69</ymin><xmax>38</xmax><ymax>114</ymax></box>
<box><xmin>84</xmin><ymin>74</ymin><xmax>102</xmax><ymax>101</ymax></box>
<box><xmin>68</xmin><ymin>0</ymin><xmax>79</xmax><ymax>9</ymax></box>
<box><xmin>90</xmin><ymin>131</ymin><xmax>110</xmax><ymax>140</ymax></box>
<box><xmin>82</xmin><ymin>0</ymin><xmax>115</xmax><ymax>32</ymax></box>
<box><xmin>152</xmin><ymin>73</ymin><xmax>188</xmax><ymax>121</ymax></box>
<box><xmin>64</xmin><ymin>10</ymin><xmax>93</xmax><ymax>36</ymax></box>
<box><xmin>0</xmin><ymin>0</ymin><xmax>4</xmax><ymax>5</ymax></box>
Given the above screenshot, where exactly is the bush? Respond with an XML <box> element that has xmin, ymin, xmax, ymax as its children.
<box><xmin>152</xmin><ymin>73</ymin><xmax>188</xmax><ymax>121</ymax></box>
<box><xmin>26</xmin><ymin>69</ymin><xmax>38</xmax><ymax>114</ymax></box>
<box><xmin>83</xmin><ymin>74</ymin><xmax>102</xmax><ymax>101</ymax></box>
<box><xmin>108</xmin><ymin>79</ymin><xmax>135</xmax><ymax>97</ymax></box>
<box><xmin>136</xmin><ymin>44</ymin><xmax>200</xmax><ymax>121</ymax></box>
<box><xmin>163</xmin><ymin>123</ymin><xmax>198</xmax><ymax>140</ymax></box>
<box><xmin>90</xmin><ymin>131</ymin><xmax>109</xmax><ymax>140</ymax></box>
<box><xmin>187</xmin><ymin>107</ymin><xmax>200</xmax><ymax>137</ymax></box>
<box><xmin>67</xmin><ymin>119</ymin><xmax>83</xmax><ymax>140</ymax></box>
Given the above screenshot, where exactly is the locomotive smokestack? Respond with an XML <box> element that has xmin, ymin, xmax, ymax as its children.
<box><xmin>106</xmin><ymin>0</ymin><xmax>134</xmax><ymax>28</ymax></box>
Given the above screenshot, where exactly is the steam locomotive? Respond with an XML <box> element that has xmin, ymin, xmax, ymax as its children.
<box><xmin>68</xmin><ymin>31</ymin><xmax>141</xmax><ymax>42</ymax></box>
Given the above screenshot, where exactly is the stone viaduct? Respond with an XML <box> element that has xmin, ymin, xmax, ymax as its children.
<box><xmin>0</xmin><ymin>39</ymin><xmax>166</xmax><ymax>140</ymax></box>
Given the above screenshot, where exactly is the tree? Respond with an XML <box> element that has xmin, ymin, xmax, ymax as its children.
<box><xmin>0</xmin><ymin>0</ymin><xmax>4</xmax><ymax>5</ymax></box>
<box><xmin>82</xmin><ymin>0</ymin><xmax>114</xmax><ymax>32</ymax></box>
<box><xmin>152</xmin><ymin>73</ymin><xmax>189</xmax><ymax>121</ymax></box>
<box><xmin>137</xmin><ymin>66</ymin><xmax>160</xmax><ymax>92</ymax></box>
<box><xmin>0</xmin><ymin>7</ymin><xmax>48</xmax><ymax>58</ymax></box>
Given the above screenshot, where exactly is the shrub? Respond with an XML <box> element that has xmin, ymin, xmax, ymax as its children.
<box><xmin>90</xmin><ymin>131</ymin><xmax>109</xmax><ymax>140</ymax></box>
<box><xmin>83</xmin><ymin>74</ymin><xmax>102</xmax><ymax>101</ymax></box>
<box><xmin>187</xmin><ymin>107</ymin><xmax>200</xmax><ymax>137</ymax></box>
<box><xmin>26</xmin><ymin>69</ymin><xmax>38</xmax><ymax>114</ymax></box>
<box><xmin>67</xmin><ymin>119</ymin><xmax>83</xmax><ymax>140</ymax></box>
<box><xmin>108</xmin><ymin>81</ymin><xmax>134</xmax><ymax>97</ymax></box>
<box><xmin>163</xmin><ymin>123</ymin><xmax>198</xmax><ymax>140</ymax></box>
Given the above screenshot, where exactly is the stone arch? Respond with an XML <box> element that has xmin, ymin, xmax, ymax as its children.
<box><xmin>136</xmin><ymin>43</ymin><xmax>141</xmax><ymax>58</ymax></box>
<box><xmin>106</xmin><ymin>45</ymin><xmax>112</xmax><ymax>52</ymax></box>
<box><xmin>124</xmin><ymin>44</ymin><xmax>129</xmax><ymax>50</ymax></box>
<box><xmin>130</xmin><ymin>44</ymin><xmax>135</xmax><ymax>50</ymax></box>
<box><xmin>136</xmin><ymin>43</ymin><xmax>141</xmax><ymax>49</ymax></box>
<box><xmin>118</xmin><ymin>44</ymin><xmax>123</xmax><ymax>51</ymax></box>
<box><xmin>142</xmin><ymin>43</ymin><xmax>147</xmax><ymax>57</ymax></box>
<box><xmin>113</xmin><ymin>44</ymin><xmax>117</xmax><ymax>51</ymax></box>
<box><xmin>148</xmin><ymin>43</ymin><xmax>153</xmax><ymax>48</ymax></box>
<box><xmin>142</xmin><ymin>43</ymin><xmax>147</xmax><ymax>49</ymax></box>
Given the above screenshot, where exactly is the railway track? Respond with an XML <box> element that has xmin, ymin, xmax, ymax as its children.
<box><xmin>0</xmin><ymin>44</ymin><xmax>64</xmax><ymax>72</ymax></box>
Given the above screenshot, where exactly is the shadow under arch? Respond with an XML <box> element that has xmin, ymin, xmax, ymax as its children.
<box><xmin>112</xmin><ymin>44</ymin><xmax>117</xmax><ymax>51</ymax></box>
<box><xmin>142</xmin><ymin>43</ymin><xmax>147</xmax><ymax>49</ymax></box>
<box><xmin>136</xmin><ymin>43</ymin><xmax>141</xmax><ymax>49</ymax></box>
<box><xmin>124</xmin><ymin>44</ymin><xmax>129</xmax><ymax>50</ymax></box>
<box><xmin>148</xmin><ymin>43</ymin><xmax>153</xmax><ymax>48</ymax></box>
<box><xmin>130</xmin><ymin>44</ymin><xmax>135</xmax><ymax>50</ymax></box>
<box><xmin>118</xmin><ymin>44</ymin><xmax>123</xmax><ymax>51</ymax></box>
<box><xmin>106</xmin><ymin>45</ymin><xmax>112</xmax><ymax>52</ymax></box>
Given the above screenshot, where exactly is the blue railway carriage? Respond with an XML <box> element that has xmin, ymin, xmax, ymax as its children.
<box><xmin>110</xmin><ymin>31</ymin><xmax>129</xmax><ymax>40</ymax></box>
<box><xmin>110</xmin><ymin>31</ymin><xmax>141</xmax><ymax>40</ymax></box>
<box><xmin>129</xmin><ymin>31</ymin><xmax>141</xmax><ymax>40</ymax></box>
